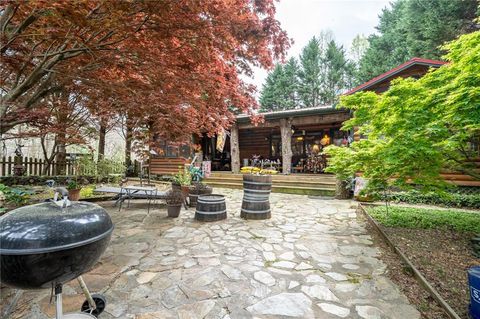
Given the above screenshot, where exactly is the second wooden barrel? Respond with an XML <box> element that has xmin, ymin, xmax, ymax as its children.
<box><xmin>241</xmin><ymin>174</ymin><xmax>272</xmax><ymax>220</ymax></box>
<box><xmin>195</xmin><ymin>194</ymin><xmax>227</xmax><ymax>222</ymax></box>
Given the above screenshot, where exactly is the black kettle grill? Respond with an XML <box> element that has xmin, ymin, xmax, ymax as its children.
<box><xmin>0</xmin><ymin>201</ymin><xmax>114</xmax><ymax>318</ymax></box>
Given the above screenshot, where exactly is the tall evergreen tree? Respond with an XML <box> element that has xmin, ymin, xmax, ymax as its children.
<box><xmin>259</xmin><ymin>64</ymin><xmax>284</xmax><ymax>111</ymax></box>
<box><xmin>281</xmin><ymin>57</ymin><xmax>301</xmax><ymax>110</ymax></box>
<box><xmin>357</xmin><ymin>0</ymin><xmax>478</xmax><ymax>83</ymax></box>
<box><xmin>298</xmin><ymin>37</ymin><xmax>322</xmax><ymax>107</ymax></box>
<box><xmin>259</xmin><ymin>58</ymin><xmax>300</xmax><ymax>111</ymax></box>
<box><xmin>323</xmin><ymin>40</ymin><xmax>349</xmax><ymax>104</ymax></box>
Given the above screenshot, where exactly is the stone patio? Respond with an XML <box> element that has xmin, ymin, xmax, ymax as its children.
<box><xmin>1</xmin><ymin>188</ymin><xmax>419</xmax><ymax>319</ymax></box>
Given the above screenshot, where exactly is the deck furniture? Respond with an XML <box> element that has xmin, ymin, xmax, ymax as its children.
<box><xmin>94</xmin><ymin>186</ymin><xmax>168</xmax><ymax>212</ymax></box>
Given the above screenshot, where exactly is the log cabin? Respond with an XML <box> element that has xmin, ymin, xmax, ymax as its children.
<box><xmin>151</xmin><ymin>57</ymin><xmax>479</xmax><ymax>188</ymax></box>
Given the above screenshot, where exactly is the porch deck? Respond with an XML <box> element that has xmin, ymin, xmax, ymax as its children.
<box><xmin>204</xmin><ymin>172</ymin><xmax>336</xmax><ymax>196</ymax></box>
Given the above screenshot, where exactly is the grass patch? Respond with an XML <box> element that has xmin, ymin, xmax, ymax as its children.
<box><xmin>366</xmin><ymin>205</ymin><xmax>480</xmax><ymax>233</ymax></box>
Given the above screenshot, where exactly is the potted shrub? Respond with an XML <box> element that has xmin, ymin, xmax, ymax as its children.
<box><xmin>171</xmin><ymin>168</ymin><xmax>192</xmax><ymax>198</ymax></box>
<box><xmin>67</xmin><ymin>179</ymin><xmax>82</xmax><ymax>201</ymax></box>
<box><xmin>165</xmin><ymin>190</ymin><xmax>183</xmax><ymax>217</ymax></box>
<box><xmin>188</xmin><ymin>182</ymin><xmax>213</xmax><ymax>207</ymax></box>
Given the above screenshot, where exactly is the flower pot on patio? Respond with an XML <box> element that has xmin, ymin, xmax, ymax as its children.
<box><xmin>167</xmin><ymin>205</ymin><xmax>181</xmax><ymax>217</ymax></box>
<box><xmin>166</xmin><ymin>190</ymin><xmax>183</xmax><ymax>218</ymax></box>
<box><xmin>68</xmin><ymin>189</ymin><xmax>81</xmax><ymax>201</ymax></box>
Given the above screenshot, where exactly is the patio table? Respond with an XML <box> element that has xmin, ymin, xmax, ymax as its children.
<box><xmin>94</xmin><ymin>186</ymin><xmax>168</xmax><ymax>212</ymax></box>
<box><xmin>120</xmin><ymin>185</ymin><xmax>157</xmax><ymax>213</ymax></box>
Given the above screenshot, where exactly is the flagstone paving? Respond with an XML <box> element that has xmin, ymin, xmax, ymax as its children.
<box><xmin>2</xmin><ymin>188</ymin><xmax>419</xmax><ymax>319</ymax></box>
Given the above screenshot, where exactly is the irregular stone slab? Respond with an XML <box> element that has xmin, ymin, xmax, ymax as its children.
<box><xmin>297</xmin><ymin>251</ymin><xmax>311</xmax><ymax>259</ymax></box>
<box><xmin>221</xmin><ymin>265</ymin><xmax>245</xmax><ymax>280</ymax></box>
<box><xmin>272</xmin><ymin>261</ymin><xmax>296</xmax><ymax>269</ymax></box>
<box><xmin>289</xmin><ymin>280</ymin><xmax>300</xmax><ymax>289</ymax></box>
<box><xmin>342</xmin><ymin>263</ymin><xmax>360</xmax><ymax>270</ymax></box>
<box><xmin>295</xmin><ymin>262</ymin><xmax>313</xmax><ymax>270</ymax></box>
<box><xmin>177</xmin><ymin>300</ymin><xmax>215</xmax><ymax>319</ymax></box>
<box><xmin>279</xmin><ymin>251</ymin><xmax>295</xmax><ymax>260</ymax></box>
<box><xmin>325</xmin><ymin>272</ymin><xmax>348</xmax><ymax>281</ymax></box>
<box><xmin>246</xmin><ymin>293</ymin><xmax>313</xmax><ymax>318</ymax></box>
<box><xmin>318</xmin><ymin>303</ymin><xmax>350</xmax><ymax>318</ymax></box>
<box><xmin>254</xmin><ymin>271</ymin><xmax>276</xmax><ymax>286</ymax></box>
<box><xmin>301</xmin><ymin>285</ymin><xmax>339</xmax><ymax>302</ymax></box>
<box><xmin>250</xmin><ymin>279</ymin><xmax>271</xmax><ymax>299</ymax></box>
<box><xmin>356</xmin><ymin>305</ymin><xmax>383</xmax><ymax>319</ymax></box>
<box><xmin>184</xmin><ymin>259</ymin><xmax>197</xmax><ymax>269</ymax></box>
<box><xmin>263</xmin><ymin>251</ymin><xmax>276</xmax><ymax>262</ymax></box>
<box><xmin>192</xmin><ymin>273</ymin><xmax>216</xmax><ymax>287</ymax></box>
<box><xmin>162</xmin><ymin>286</ymin><xmax>188</xmax><ymax>309</ymax></box>
<box><xmin>137</xmin><ymin>272</ymin><xmax>157</xmax><ymax>284</ymax></box>
<box><xmin>306</xmin><ymin>274</ymin><xmax>326</xmax><ymax>283</ymax></box>
<box><xmin>198</xmin><ymin>257</ymin><xmax>220</xmax><ymax>266</ymax></box>
<box><xmin>261</xmin><ymin>243</ymin><xmax>273</xmax><ymax>251</ymax></box>
<box><xmin>335</xmin><ymin>283</ymin><xmax>357</xmax><ymax>292</ymax></box>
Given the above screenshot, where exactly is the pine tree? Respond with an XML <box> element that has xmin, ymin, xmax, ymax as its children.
<box><xmin>259</xmin><ymin>64</ymin><xmax>284</xmax><ymax>111</ymax></box>
<box><xmin>357</xmin><ymin>0</ymin><xmax>478</xmax><ymax>83</ymax></box>
<box><xmin>298</xmin><ymin>37</ymin><xmax>322</xmax><ymax>107</ymax></box>
<box><xmin>323</xmin><ymin>40</ymin><xmax>349</xmax><ymax>104</ymax></box>
<box><xmin>280</xmin><ymin>57</ymin><xmax>300</xmax><ymax>110</ymax></box>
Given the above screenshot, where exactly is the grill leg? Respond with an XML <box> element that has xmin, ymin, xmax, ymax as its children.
<box><xmin>55</xmin><ymin>284</ymin><xmax>63</xmax><ymax>319</ymax></box>
<box><xmin>77</xmin><ymin>276</ymin><xmax>96</xmax><ymax>310</ymax></box>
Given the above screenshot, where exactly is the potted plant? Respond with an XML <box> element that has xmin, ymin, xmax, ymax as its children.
<box><xmin>171</xmin><ymin>167</ymin><xmax>192</xmax><ymax>198</ymax></box>
<box><xmin>165</xmin><ymin>190</ymin><xmax>183</xmax><ymax>217</ymax></box>
<box><xmin>67</xmin><ymin>179</ymin><xmax>82</xmax><ymax>201</ymax></box>
<box><xmin>188</xmin><ymin>182</ymin><xmax>213</xmax><ymax>207</ymax></box>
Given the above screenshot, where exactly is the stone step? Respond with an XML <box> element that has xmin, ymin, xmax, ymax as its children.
<box><xmin>206</xmin><ymin>176</ymin><xmax>335</xmax><ymax>186</ymax></box>
<box><xmin>204</xmin><ymin>181</ymin><xmax>335</xmax><ymax>196</ymax></box>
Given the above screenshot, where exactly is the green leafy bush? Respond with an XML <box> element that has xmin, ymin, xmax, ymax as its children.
<box><xmin>77</xmin><ymin>156</ymin><xmax>125</xmax><ymax>179</ymax></box>
<box><xmin>0</xmin><ymin>183</ymin><xmax>33</xmax><ymax>206</ymax></box>
<box><xmin>367</xmin><ymin>206</ymin><xmax>480</xmax><ymax>233</ymax></box>
<box><xmin>80</xmin><ymin>186</ymin><xmax>95</xmax><ymax>198</ymax></box>
<box><xmin>379</xmin><ymin>190</ymin><xmax>480</xmax><ymax>209</ymax></box>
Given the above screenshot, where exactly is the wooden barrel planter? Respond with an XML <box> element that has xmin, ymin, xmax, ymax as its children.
<box><xmin>195</xmin><ymin>194</ymin><xmax>227</xmax><ymax>222</ymax></box>
<box><xmin>241</xmin><ymin>174</ymin><xmax>272</xmax><ymax>220</ymax></box>
<box><xmin>188</xmin><ymin>185</ymin><xmax>213</xmax><ymax>207</ymax></box>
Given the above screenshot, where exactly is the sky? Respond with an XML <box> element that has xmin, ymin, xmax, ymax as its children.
<box><xmin>247</xmin><ymin>0</ymin><xmax>392</xmax><ymax>94</ymax></box>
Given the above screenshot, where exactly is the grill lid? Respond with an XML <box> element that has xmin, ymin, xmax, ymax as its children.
<box><xmin>0</xmin><ymin>201</ymin><xmax>113</xmax><ymax>255</ymax></box>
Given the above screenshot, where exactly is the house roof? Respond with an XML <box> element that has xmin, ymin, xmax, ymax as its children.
<box><xmin>344</xmin><ymin>57</ymin><xmax>446</xmax><ymax>95</ymax></box>
<box><xmin>236</xmin><ymin>105</ymin><xmax>348</xmax><ymax>122</ymax></box>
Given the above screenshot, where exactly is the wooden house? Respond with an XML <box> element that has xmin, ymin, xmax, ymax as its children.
<box><xmin>151</xmin><ymin>57</ymin><xmax>478</xmax><ymax>187</ymax></box>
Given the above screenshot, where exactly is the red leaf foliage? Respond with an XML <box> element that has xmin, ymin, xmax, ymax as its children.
<box><xmin>1</xmin><ymin>0</ymin><xmax>290</xmax><ymax>150</ymax></box>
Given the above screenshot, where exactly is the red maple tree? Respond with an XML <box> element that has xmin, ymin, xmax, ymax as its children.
<box><xmin>1</xmin><ymin>0</ymin><xmax>289</xmax><ymax>153</ymax></box>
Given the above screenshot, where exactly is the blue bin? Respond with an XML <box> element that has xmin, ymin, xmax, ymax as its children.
<box><xmin>469</xmin><ymin>266</ymin><xmax>480</xmax><ymax>319</ymax></box>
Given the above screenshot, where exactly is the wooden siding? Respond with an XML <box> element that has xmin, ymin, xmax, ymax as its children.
<box><xmin>149</xmin><ymin>157</ymin><xmax>186</xmax><ymax>175</ymax></box>
<box><xmin>239</xmin><ymin>128</ymin><xmax>273</xmax><ymax>161</ymax></box>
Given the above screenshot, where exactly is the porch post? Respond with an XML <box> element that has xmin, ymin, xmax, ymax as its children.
<box><xmin>230</xmin><ymin>123</ymin><xmax>241</xmax><ymax>173</ymax></box>
<box><xmin>280</xmin><ymin>117</ymin><xmax>293</xmax><ymax>174</ymax></box>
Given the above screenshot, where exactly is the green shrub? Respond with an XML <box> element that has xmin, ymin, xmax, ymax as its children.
<box><xmin>77</xmin><ymin>156</ymin><xmax>125</xmax><ymax>179</ymax></box>
<box><xmin>378</xmin><ymin>190</ymin><xmax>480</xmax><ymax>209</ymax></box>
<box><xmin>80</xmin><ymin>186</ymin><xmax>95</xmax><ymax>198</ymax></box>
<box><xmin>367</xmin><ymin>206</ymin><xmax>480</xmax><ymax>233</ymax></box>
<box><xmin>0</xmin><ymin>183</ymin><xmax>33</xmax><ymax>206</ymax></box>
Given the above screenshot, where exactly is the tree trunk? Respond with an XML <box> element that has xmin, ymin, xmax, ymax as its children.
<box><xmin>55</xmin><ymin>134</ymin><xmax>66</xmax><ymax>175</ymax></box>
<box><xmin>230</xmin><ymin>123</ymin><xmax>240</xmax><ymax>173</ymax></box>
<box><xmin>335</xmin><ymin>178</ymin><xmax>352</xmax><ymax>199</ymax></box>
<box><xmin>98</xmin><ymin>120</ymin><xmax>107</xmax><ymax>161</ymax></box>
<box><xmin>125</xmin><ymin>116</ymin><xmax>133</xmax><ymax>176</ymax></box>
<box><xmin>280</xmin><ymin>117</ymin><xmax>293</xmax><ymax>174</ymax></box>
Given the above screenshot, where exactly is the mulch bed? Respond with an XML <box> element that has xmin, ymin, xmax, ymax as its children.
<box><xmin>364</xmin><ymin>206</ymin><xmax>479</xmax><ymax>319</ymax></box>
<box><xmin>364</xmin><ymin>220</ymin><xmax>449</xmax><ymax>319</ymax></box>
<box><xmin>383</xmin><ymin>227</ymin><xmax>478</xmax><ymax>319</ymax></box>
